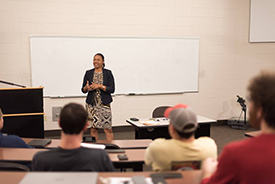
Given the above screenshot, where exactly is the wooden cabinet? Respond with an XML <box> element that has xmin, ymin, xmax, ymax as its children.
<box><xmin>0</xmin><ymin>87</ymin><xmax>44</xmax><ymax>138</ymax></box>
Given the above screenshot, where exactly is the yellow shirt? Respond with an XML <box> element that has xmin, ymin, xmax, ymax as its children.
<box><xmin>145</xmin><ymin>137</ymin><xmax>217</xmax><ymax>171</ymax></box>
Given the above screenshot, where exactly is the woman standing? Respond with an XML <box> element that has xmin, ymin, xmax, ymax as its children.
<box><xmin>81</xmin><ymin>53</ymin><xmax>115</xmax><ymax>141</ymax></box>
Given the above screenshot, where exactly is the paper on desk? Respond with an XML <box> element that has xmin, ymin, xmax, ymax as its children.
<box><xmin>139</xmin><ymin>120</ymin><xmax>159</xmax><ymax>126</ymax></box>
<box><xmin>101</xmin><ymin>177</ymin><xmax>153</xmax><ymax>184</ymax></box>
<box><xmin>81</xmin><ymin>143</ymin><xmax>106</xmax><ymax>149</ymax></box>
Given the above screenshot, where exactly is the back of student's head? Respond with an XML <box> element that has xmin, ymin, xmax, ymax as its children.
<box><xmin>164</xmin><ymin>104</ymin><xmax>197</xmax><ymax>139</ymax></box>
<box><xmin>59</xmin><ymin>103</ymin><xmax>87</xmax><ymax>134</ymax></box>
<box><xmin>248</xmin><ymin>71</ymin><xmax>275</xmax><ymax>128</ymax></box>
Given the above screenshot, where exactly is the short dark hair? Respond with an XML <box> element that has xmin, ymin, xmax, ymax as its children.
<box><xmin>95</xmin><ymin>53</ymin><xmax>105</xmax><ymax>68</ymax></box>
<box><xmin>59</xmin><ymin>103</ymin><xmax>87</xmax><ymax>134</ymax></box>
<box><xmin>175</xmin><ymin>124</ymin><xmax>196</xmax><ymax>139</ymax></box>
<box><xmin>248</xmin><ymin>71</ymin><xmax>275</xmax><ymax>128</ymax></box>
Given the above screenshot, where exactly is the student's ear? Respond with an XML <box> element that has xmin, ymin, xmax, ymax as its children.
<box><xmin>256</xmin><ymin>107</ymin><xmax>263</xmax><ymax>119</ymax></box>
<box><xmin>168</xmin><ymin>124</ymin><xmax>175</xmax><ymax>137</ymax></box>
<box><xmin>58</xmin><ymin>119</ymin><xmax>61</xmax><ymax>128</ymax></box>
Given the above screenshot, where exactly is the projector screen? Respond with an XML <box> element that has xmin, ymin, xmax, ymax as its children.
<box><xmin>30</xmin><ymin>36</ymin><xmax>200</xmax><ymax>97</ymax></box>
<box><xmin>250</xmin><ymin>0</ymin><xmax>275</xmax><ymax>42</ymax></box>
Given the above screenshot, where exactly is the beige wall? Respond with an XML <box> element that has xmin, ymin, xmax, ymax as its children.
<box><xmin>1</xmin><ymin>0</ymin><xmax>275</xmax><ymax>130</ymax></box>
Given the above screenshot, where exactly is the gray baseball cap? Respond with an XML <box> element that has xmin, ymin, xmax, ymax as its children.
<box><xmin>164</xmin><ymin>104</ymin><xmax>197</xmax><ymax>133</ymax></box>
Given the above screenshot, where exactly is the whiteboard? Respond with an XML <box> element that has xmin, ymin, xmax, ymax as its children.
<box><xmin>30</xmin><ymin>36</ymin><xmax>200</xmax><ymax>97</ymax></box>
<box><xmin>250</xmin><ymin>0</ymin><xmax>275</xmax><ymax>42</ymax></box>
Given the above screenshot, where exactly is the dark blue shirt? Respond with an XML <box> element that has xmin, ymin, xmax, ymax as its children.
<box><xmin>0</xmin><ymin>132</ymin><xmax>33</xmax><ymax>148</ymax></box>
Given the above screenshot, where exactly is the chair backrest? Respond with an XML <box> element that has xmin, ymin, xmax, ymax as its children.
<box><xmin>0</xmin><ymin>162</ymin><xmax>30</xmax><ymax>171</ymax></box>
<box><xmin>171</xmin><ymin>160</ymin><xmax>201</xmax><ymax>171</ymax></box>
<box><xmin>152</xmin><ymin>106</ymin><xmax>171</xmax><ymax>118</ymax></box>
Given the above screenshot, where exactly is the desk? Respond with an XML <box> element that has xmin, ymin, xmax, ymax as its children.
<box><xmin>0</xmin><ymin>148</ymin><xmax>146</xmax><ymax>171</ymax></box>
<box><xmin>244</xmin><ymin>130</ymin><xmax>261</xmax><ymax>137</ymax></box>
<box><xmin>22</xmin><ymin>139</ymin><xmax>152</xmax><ymax>149</ymax></box>
<box><xmin>127</xmin><ymin>116</ymin><xmax>216</xmax><ymax>139</ymax></box>
<box><xmin>0</xmin><ymin>170</ymin><xmax>203</xmax><ymax>184</ymax></box>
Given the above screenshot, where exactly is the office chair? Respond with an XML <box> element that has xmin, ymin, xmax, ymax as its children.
<box><xmin>171</xmin><ymin>160</ymin><xmax>201</xmax><ymax>171</ymax></box>
<box><xmin>152</xmin><ymin>106</ymin><xmax>171</xmax><ymax>118</ymax></box>
<box><xmin>0</xmin><ymin>162</ymin><xmax>30</xmax><ymax>171</ymax></box>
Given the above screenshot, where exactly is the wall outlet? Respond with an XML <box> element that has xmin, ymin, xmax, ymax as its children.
<box><xmin>52</xmin><ymin>107</ymin><xmax>62</xmax><ymax>122</ymax></box>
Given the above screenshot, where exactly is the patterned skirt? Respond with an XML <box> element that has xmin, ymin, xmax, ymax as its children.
<box><xmin>86</xmin><ymin>103</ymin><xmax>112</xmax><ymax>129</ymax></box>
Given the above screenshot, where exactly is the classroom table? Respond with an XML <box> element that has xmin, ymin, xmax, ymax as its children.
<box><xmin>127</xmin><ymin>116</ymin><xmax>216</xmax><ymax>139</ymax></box>
<box><xmin>244</xmin><ymin>130</ymin><xmax>261</xmax><ymax>137</ymax></box>
<box><xmin>22</xmin><ymin>138</ymin><xmax>152</xmax><ymax>149</ymax></box>
<box><xmin>0</xmin><ymin>148</ymin><xmax>146</xmax><ymax>171</ymax></box>
<box><xmin>0</xmin><ymin>170</ymin><xmax>203</xmax><ymax>184</ymax></box>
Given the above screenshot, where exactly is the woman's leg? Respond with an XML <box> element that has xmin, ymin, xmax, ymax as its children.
<box><xmin>104</xmin><ymin>128</ymin><xmax>114</xmax><ymax>141</ymax></box>
<box><xmin>90</xmin><ymin>128</ymin><xmax>98</xmax><ymax>140</ymax></box>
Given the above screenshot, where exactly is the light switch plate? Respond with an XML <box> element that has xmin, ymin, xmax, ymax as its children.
<box><xmin>52</xmin><ymin>107</ymin><xmax>62</xmax><ymax>122</ymax></box>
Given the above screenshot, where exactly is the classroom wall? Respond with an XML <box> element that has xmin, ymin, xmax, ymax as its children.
<box><xmin>1</xmin><ymin>0</ymin><xmax>275</xmax><ymax>130</ymax></box>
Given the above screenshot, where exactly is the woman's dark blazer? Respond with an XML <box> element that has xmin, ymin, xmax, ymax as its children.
<box><xmin>81</xmin><ymin>68</ymin><xmax>115</xmax><ymax>105</ymax></box>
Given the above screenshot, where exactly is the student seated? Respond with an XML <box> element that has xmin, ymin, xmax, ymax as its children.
<box><xmin>145</xmin><ymin>104</ymin><xmax>217</xmax><ymax>171</ymax></box>
<box><xmin>0</xmin><ymin>108</ymin><xmax>32</xmax><ymax>148</ymax></box>
<box><xmin>201</xmin><ymin>71</ymin><xmax>275</xmax><ymax>184</ymax></box>
<box><xmin>32</xmin><ymin>103</ymin><xmax>115</xmax><ymax>172</ymax></box>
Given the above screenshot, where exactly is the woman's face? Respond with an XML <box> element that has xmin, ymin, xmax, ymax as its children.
<box><xmin>93</xmin><ymin>55</ymin><xmax>104</xmax><ymax>69</ymax></box>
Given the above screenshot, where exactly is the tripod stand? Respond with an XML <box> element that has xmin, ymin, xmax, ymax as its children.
<box><xmin>230</xmin><ymin>95</ymin><xmax>249</xmax><ymax>130</ymax></box>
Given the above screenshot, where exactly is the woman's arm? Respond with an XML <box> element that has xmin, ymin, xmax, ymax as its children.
<box><xmin>81</xmin><ymin>71</ymin><xmax>88</xmax><ymax>93</ymax></box>
<box><xmin>105</xmin><ymin>70</ymin><xmax>115</xmax><ymax>94</ymax></box>
<box><xmin>81</xmin><ymin>71</ymin><xmax>92</xmax><ymax>93</ymax></box>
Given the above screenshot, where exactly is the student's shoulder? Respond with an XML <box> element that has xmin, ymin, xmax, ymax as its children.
<box><xmin>33</xmin><ymin>149</ymin><xmax>55</xmax><ymax>162</ymax></box>
<box><xmin>82</xmin><ymin>147</ymin><xmax>108</xmax><ymax>155</ymax></box>
<box><xmin>195</xmin><ymin>137</ymin><xmax>217</xmax><ymax>149</ymax></box>
<box><xmin>35</xmin><ymin>148</ymin><xmax>56</xmax><ymax>156</ymax></box>
<box><xmin>5</xmin><ymin>134</ymin><xmax>21</xmax><ymax>141</ymax></box>
<box><xmin>223</xmin><ymin>137</ymin><xmax>251</xmax><ymax>151</ymax></box>
<box><xmin>82</xmin><ymin>148</ymin><xmax>110</xmax><ymax>160</ymax></box>
<box><xmin>4</xmin><ymin>135</ymin><xmax>29</xmax><ymax>147</ymax></box>
<box><xmin>151</xmin><ymin>138</ymin><xmax>168</xmax><ymax>144</ymax></box>
<box><xmin>196</xmin><ymin>136</ymin><xmax>216</xmax><ymax>144</ymax></box>
<box><xmin>148</xmin><ymin>138</ymin><xmax>169</xmax><ymax>149</ymax></box>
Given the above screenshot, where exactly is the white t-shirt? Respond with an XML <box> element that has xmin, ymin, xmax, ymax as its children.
<box><xmin>145</xmin><ymin>137</ymin><xmax>217</xmax><ymax>171</ymax></box>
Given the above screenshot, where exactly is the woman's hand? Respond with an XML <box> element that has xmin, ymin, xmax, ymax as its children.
<box><xmin>85</xmin><ymin>81</ymin><xmax>93</xmax><ymax>92</ymax></box>
<box><xmin>90</xmin><ymin>83</ymin><xmax>101</xmax><ymax>90</ymax></box>
<box><xmin>86</xmin><ymin>81</ymin><xmax>105</xmax><ymax>91</ymax></box>
<box><xmin>91</xmin><ymin>83</ymin><xmax>106</xmax><ymax>91</ymax></box>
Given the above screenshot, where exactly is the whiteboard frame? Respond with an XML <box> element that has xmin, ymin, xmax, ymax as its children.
<box><xmin>249</xmin><ymin>0</ymin><xmax>275</xmax><ymax>43</ymax></box>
